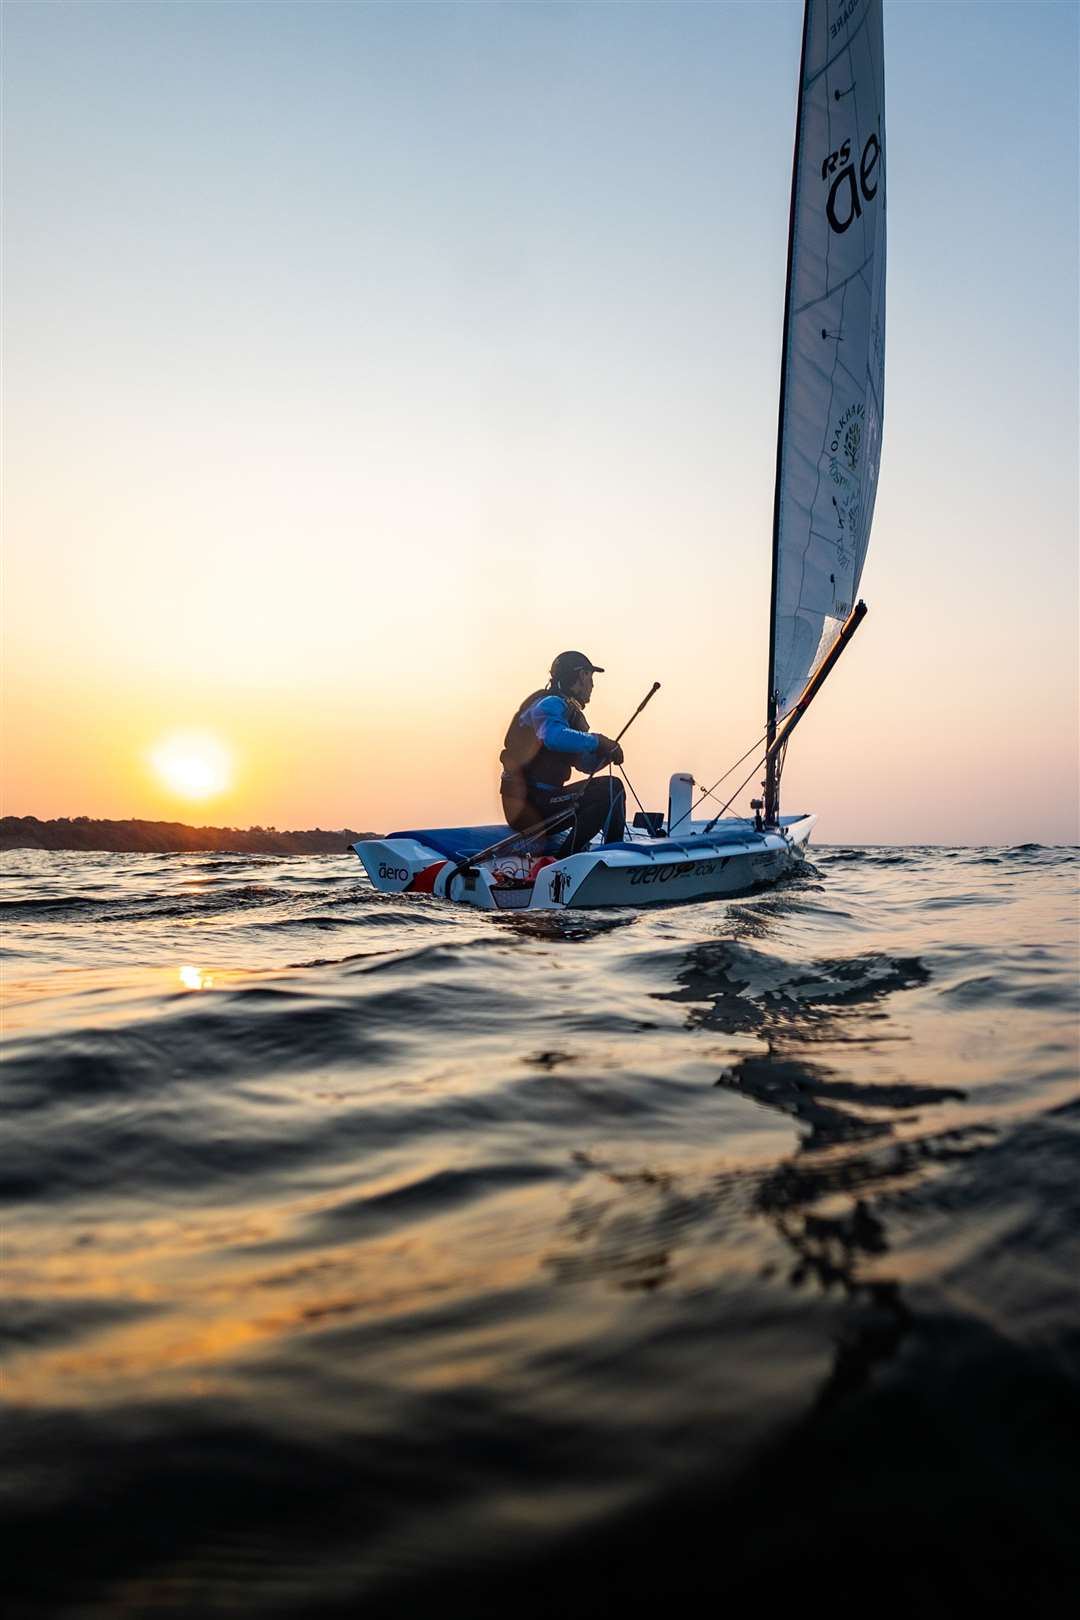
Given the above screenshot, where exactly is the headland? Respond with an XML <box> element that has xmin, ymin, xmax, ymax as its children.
<box><xmin>0</xmin><ymin>817</ymin><xmax>377</xmax><ymax>855</ymax></box>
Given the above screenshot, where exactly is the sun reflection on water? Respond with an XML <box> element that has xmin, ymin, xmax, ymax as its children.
<box><xmin>179</xmin><ymin>965</ymin><xmax>213</xmax><ymax>991</ymax></box>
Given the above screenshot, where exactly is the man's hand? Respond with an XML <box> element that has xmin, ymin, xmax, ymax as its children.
<box><xmin>594</xmin><ymin>735</ymin><xmax>624</xmax><ymax>767</ymax></box>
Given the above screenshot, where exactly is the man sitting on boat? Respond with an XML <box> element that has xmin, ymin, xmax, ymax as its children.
<box><xmin>500</xmin><ymin>651</ymin><xmax>626</xmax><ymax>854</ymax></box>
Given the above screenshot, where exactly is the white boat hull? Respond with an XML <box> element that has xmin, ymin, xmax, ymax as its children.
<box><xmin>351</xmin><ymin>812</ymin><xmax>815</xmax><ymax>913</ymax></box>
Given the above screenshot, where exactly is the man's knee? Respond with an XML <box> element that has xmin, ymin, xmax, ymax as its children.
<box><xmin>501</xmin><ymin>792</ymin><xmax>535</xmax><ymax>833</ymax></box>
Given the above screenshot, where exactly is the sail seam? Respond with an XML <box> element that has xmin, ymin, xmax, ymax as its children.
<box><xmin>803</xmin><ymin>4</ymin><xmax>872</xmax><ymax>92</ymax></box>
<box><xmin>809</xmin><ymin>526</ymin><xmax>855</xmax><ymax>551</ymax></box>
<box><xmin>789</xmin><ymin>275</ymin><xmax>851</xmax><ymax>671</ymax></box>
<box><xmin>792</xmin><ymin>251</ymin><xmax>877</xmax><ymax>317</ymax></box>
<box><xmin>834</xmin><ymin>352</ymin><xmax>869</xmax><ymax>397</ymax></box>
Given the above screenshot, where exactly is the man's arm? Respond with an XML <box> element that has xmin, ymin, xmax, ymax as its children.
<box><xmin>530</xmin><ymin>696</ymin><xmax>601</xmax><ymax>760</ymax></box>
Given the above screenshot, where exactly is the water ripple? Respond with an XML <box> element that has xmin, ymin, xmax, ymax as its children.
<box><xmin>2</xmin><ymin>843</ymin><xmax>1078</xmax><ymax>1615</ymax></box>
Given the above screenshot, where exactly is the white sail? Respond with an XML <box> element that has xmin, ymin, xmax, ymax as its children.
<box><xmin>769</xmin><ymin>0</ymin><xmax>886</xmax><ymax>714</ymax></box>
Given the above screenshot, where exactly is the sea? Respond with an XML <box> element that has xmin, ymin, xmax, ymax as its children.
<box><xmin>3</xmin><ymin>844</ymin><xmax>1079</xmax><ymax>1618</ymax></box>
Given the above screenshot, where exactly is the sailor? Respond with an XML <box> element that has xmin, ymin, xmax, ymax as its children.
<box><xmin>500</xmin><ymin>651</ymin><xmax>626</xmax><ymax>854</ymax></box>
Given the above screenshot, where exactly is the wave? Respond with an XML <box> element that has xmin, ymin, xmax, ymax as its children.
<box><xmin>0</xmin><ymin>894</ymin><xmax>104</xmax><ymax>915</ymax></box>
<box><xmin>4</xmin><ymin>841</ymin><xmax>1079</xmax><ymax>1620</ymax></box>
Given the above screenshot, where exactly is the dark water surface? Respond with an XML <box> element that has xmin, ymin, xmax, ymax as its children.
<box><xmin>4</xmin><ymin>845</ymin><xmax>1079</xmax><ymax>1617</ymax></box>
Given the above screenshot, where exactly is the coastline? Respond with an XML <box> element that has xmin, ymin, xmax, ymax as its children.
<box><xmin>0</xmin><ymin>816</ymin><xmax>377</xmax><ymax>856</ymax></box>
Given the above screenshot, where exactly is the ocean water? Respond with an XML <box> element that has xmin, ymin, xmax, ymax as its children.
<box><xmin>3</xmin><ymin>844</ymin><xmax>1079</xmax><ymax>1617</ymax></box>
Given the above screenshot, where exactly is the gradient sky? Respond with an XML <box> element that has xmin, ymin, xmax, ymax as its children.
<box><xmin>3</xmin><ymin>1</ymin><xmax>1077</xmax><ymax>844</ymax></box>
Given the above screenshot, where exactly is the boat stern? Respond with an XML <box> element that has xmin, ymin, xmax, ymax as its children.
<box><xmin>351</xmin><ymin>838</ymin><xmax>446</xmax><ymax>894</ymax></box>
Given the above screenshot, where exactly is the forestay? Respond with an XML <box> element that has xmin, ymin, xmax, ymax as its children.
<box><xmin>769</xmin><ymin>0</ymin><xmax>886</xmax><ymax>714</ymax></box>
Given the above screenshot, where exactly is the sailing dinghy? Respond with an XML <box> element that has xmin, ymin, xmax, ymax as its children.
<box><xmin>353</xmin><ymin>0</ymin><xmax>886</xmax><ymax>912</ymax></box>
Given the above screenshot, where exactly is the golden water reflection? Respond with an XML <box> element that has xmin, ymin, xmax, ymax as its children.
<box><xmin>179</xmin><ymin>964</ymin><xmax>214</xmax><ymax>991</ymax></box>
<box><xmin>4</xmin><ymin>1173</ymin><xmax>574</xmax><ymax>1407</ymax></box>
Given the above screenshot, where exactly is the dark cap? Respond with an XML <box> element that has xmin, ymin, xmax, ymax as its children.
<box><xmin>550</xmin><ymin>650</ymin><xmax>605</xmax><ymax>686</ymax></box>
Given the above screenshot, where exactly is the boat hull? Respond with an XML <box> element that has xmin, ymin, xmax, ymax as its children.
<box><xmin>352</xmin><ymin>815</ymin><xmax>815</xmax><ymax>912</ymax></box>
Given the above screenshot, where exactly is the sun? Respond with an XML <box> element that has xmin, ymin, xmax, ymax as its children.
<box><xmin>151</xmin><ymin>732</ymin><xmax>232</xmax><ymax>801</ymax></box>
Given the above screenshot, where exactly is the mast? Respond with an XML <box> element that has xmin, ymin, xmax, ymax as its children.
<box><xmin>765</xmin><ymin>0</ymin><xmax>812</xmax><ymax>826</ymax></box>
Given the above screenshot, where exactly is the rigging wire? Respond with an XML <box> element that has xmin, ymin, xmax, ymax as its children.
<box><xmin>667</xmin><ymin>705</ymin><xmax>797</xmax><ymax>834</ymax></box>
<box><xmin>701</xmin><ymin>749</ymin><xmax>771</xmax><ymax>831</ymax></box>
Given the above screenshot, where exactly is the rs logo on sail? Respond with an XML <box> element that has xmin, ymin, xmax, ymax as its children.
<box><xmin>821</xmin><ymin>131</ymin><xmax>882</xmax><ymax>235</ymax></box>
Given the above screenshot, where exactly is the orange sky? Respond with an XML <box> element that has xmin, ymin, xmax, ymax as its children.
<box><xmin>3</xmin><ymin>3</ymin><xmax>1077</xmax><ymax>846</ymax></box>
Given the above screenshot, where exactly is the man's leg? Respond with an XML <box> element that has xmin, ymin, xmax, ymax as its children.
<box><xmin>566</xmin><ymin>777</ymin><xmax>625</xmax><ymax>853</ymax></box>
<box><xmin>502</xmin><ymin>784</ymin><xmax>580</xmax><ymax>850</ymax></box>
<box><xmin>501</xmin><ymin>782</ymin><xmax>536</xmax><ymax>835</ymax></box>
<box><xmin>503</xmin><ymin>779</ymin><xmax>625</xmax><ymax>855</ymax></box>
<box><xmin>531</xmin><ymin>786</ymin><xmax>584</xmax><ymax>852</ymax></box>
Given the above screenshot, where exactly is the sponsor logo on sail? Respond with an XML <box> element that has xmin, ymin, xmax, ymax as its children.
<box><xmin>831</xmin><ymin>403</ymin><xmax>863</xmax><ymax>472</ymax></box>
<box><xmin>830</xmin><ymin>0</ymin><xmax>864</xmax><ymax>41</ymax></box>
<box><xmin>827</xmin><ymin>403</ymin><xmax>864</xmax><ymax>564</ymax></box>
<box><xmin>821</xmin><ymin>130</ymin><xmax>881</xmax><ymax>235</ymax></box>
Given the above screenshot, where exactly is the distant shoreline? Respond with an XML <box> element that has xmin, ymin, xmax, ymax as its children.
<box><xmin>0</xmin><ymin>817</ymin><xmax>378</xmax><ymax>855</ymax></box>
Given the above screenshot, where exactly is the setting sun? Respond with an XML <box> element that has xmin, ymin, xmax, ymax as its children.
<box><xmin>151</xmin><ymin>733</ymin><xmax>231</xmax><ymax>801</ymax></box>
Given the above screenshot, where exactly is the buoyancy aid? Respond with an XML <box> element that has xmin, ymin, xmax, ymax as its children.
<box><xmin>500</xmin><ymin>689</ymin><xmax>591</xmax><ymax>792</ymax></box>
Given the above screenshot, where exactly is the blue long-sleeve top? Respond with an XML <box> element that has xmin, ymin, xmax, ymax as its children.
<box><xmin>520</xmin><ymin>694</ymin><xmax>599</xmax><ymax>787</ymax></box>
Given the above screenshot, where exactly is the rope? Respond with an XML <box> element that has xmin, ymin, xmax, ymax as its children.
<box><xmin>667</xmin><ymin>731</ymin><xmax>769</xmax><ymax>833</ymax></box>
<box><xmin>667</xmin><ymin>705</ymin><xmax>797</xmax><ymax>835</ymax></box>
<box><xmin>617</xmin><ymin>764</ymin><xmax>650</xmax><ymax>832</ymax></box>
<box><xmin>701</xmin><ymin>750</ymin><xmax>770</xmax><ymax>832</ymax></box>
<box><xmin>450</xmin><ymin>803</ymin><xmax>576</xmax><ymax>876</ymax></box>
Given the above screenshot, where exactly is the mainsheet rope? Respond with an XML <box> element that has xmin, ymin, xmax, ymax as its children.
<box><xmin>614</xmin><ymin>763</ymin><xmax>650</xmax><ymax>837</ymax></box>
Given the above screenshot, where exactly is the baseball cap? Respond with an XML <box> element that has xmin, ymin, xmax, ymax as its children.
<box><xmin>550</xmin><ymin>650</ymin><xmax>605</xmax><ymax>684</ymax></box>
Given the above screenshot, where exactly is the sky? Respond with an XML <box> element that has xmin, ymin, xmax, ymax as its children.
<box><xmin>3</xmin><ymin>0</ymin><xmax>1077</xmax><ymax>845</ymax></box>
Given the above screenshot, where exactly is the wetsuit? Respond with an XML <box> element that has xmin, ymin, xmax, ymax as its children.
<box><xmin>500</xmin><ymin>690</ymin><xmax>625</xmax><ymax>854</ymax></box>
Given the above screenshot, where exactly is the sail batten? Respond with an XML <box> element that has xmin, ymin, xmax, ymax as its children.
<box><xmin>768</xmin><ymin>0</ymin><xmax>886</xmax><ymax>721</ymax></box>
